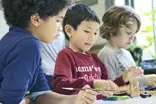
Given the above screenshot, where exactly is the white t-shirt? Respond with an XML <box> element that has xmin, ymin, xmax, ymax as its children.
<box><xmin>98</xmin><ymin>42</ymin><xmax>148</xmax><ymax>88</ymax></box>
<box><xmin>98</xmin><ymin>42</ymin><xmax>136</xmax><ymax>80</ymax></box>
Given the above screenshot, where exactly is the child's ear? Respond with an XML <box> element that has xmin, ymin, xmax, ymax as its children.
<box><xmin>30</xmin><ymin>13</ymin><xmax>41</xmax><ymax>27</ymax></box>
<box><xmin>110</xmin><ymin>33</ymin><xmax>114</xmax><ymax>37</ymax></box>
<box><xmin>64</xmin><ymin>24</ymin><xmax>74</xmax><ymax>38</ymax></box>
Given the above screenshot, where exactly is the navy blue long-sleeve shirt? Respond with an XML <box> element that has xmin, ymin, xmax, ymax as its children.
<box><xmin>0</xmin><ymin>26</ymin><xmax>50</xmax><ymax>104</ymax></box>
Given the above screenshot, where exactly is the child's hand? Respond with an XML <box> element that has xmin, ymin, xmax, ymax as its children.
<box><xmin>122</xmin><ymin>66</ymin><xmax>144</xmax><ymax>83</ymax></box>
<box><xmin>145</xmin><ymin>74</ymin><xmax>156</xmax><ymax>86</ymax></box>
<box><xmin>119</xmin><ymin>82</ymin><xmax>140</xmax><ymax>97</ymax></box>
<box><xmin>129</xmin><ymin>78</ymin><xmax>140</xmax><ymax>97</ymax></box>
<box><xmin>94</xmin><ymin>80</ymin><xmax>119</xmax><ymax>91</ymax></box>
<box><xmin>75</xmin><ymin>85</ymin><xmax>97</xmax><ymax>104</ymax></box>
<box><xmin>98</xmin><ymin>91</ymin><xmax>113</xmax><ymax>97</ymax></box>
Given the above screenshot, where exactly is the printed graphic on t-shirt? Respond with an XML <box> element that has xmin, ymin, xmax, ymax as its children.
<box><xmin>75</xmin><ymin>65</ymin><xmax>101</xmax><ymax>81</ymax></box>
<box><xmin>116</xmin><ymin>50</ymin><xmax>136</xmax><ymax>69</ymax></box>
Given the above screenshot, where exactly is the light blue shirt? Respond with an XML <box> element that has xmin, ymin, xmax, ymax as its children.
<box><xmin>41</xmin><ymin>32</ymin><xmax>66</xmax><ymax>76</ymax></box>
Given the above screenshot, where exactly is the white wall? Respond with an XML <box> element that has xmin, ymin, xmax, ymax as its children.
<box><xmin>90</xmin><ymin>0</ymin><xmax>106</xmax><ymax>46</ymax></box>
<box><xmin>90</xmin><ymin>0</ymin><xmax>105</xmax><ymax>22</ymax></box>
<box><xmin>0</xmin><ymin>10</ymin><xmax>9</xmax><ymax>39</ymax></box>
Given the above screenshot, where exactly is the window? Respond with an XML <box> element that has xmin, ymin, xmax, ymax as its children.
<box><xmin>72</xmin><ymin>0</ymin><xmax>98</xmax><ymax>6</ymax></box>
<box><xmin>134</xmin><ymin>0</ymin><xmax>155</xmax><ymax>60</ymax></box>
<box><xmin>115</xmin><ymin>0</ymin><xmax>125</xmax><ymax>6</ymax></box>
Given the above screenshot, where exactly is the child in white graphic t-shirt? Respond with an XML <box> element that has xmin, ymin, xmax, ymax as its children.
<box><xmin>98</xmin><ymin>6</ymin><xmax>156</xmax><ymax>95</ymax></box>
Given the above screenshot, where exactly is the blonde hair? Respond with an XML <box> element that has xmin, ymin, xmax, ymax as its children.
<box><xmin>100</xmin><ymin>6</ymin><xmax>141</xmax><ymax>40</ymax></box>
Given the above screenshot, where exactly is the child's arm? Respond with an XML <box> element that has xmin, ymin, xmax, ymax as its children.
<box><xmin>91</xmin><ymin>56</ymin><xmax>119</xmax><ymax>91</ymax></box>
<box><xmin>35</xmin><ymin>85</ymin><xmax>97</xmax><ymax>104</ymax></box>
<box><xmin>112</xmin><ymin>66</ymin><xmax>143</xmax><ymax>86</ymax></box>
<box><xmin>141</xmin><ymin>74</ymin><xmax>156</xmax><ymax>86</ymax></box>
<box><xmin>21</xmin><ymin>97</ymin><xmax>32</xmax><ymax>104</ymax></box>
<box><xmin>93</xmin><ymin>79</ymin><xmax>119</xmax><ymax>91</ymax></box>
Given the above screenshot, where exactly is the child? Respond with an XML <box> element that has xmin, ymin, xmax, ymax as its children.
<box><xmin>0</xmin><ymin>0</ymin><xmax>97</xmax><ymax>104</ymax></box>
<box><xmin>98</xmin><ymin>6</ymin><xmax>156</xmax><ymax>90</ymax></box>
<box><xmin>52</xmin><ymin>4</ymin><xmax>143</xmax><ymax>96</ymax></box>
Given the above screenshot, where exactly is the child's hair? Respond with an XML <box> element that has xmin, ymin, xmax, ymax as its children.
<box><xmin>100</xmin><ymin>6</ymin><xmax>141</xmax><ymax>40</ymax></box>
<box><xmin>2</xmin><ymin>0</ymin><xmax>71</xmax><ymax>28</ymax></box>
<box><xmin>63</xmin><ymin>4</ymin><xmax>100</xmax><ymax>40</ymax></box>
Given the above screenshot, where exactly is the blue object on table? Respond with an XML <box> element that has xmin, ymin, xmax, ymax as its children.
<box><xmin>102</xmin><ymin>97</ymin><xmax>118</xmax><ymax>101</ymax></box>
<box><xmin>145</xmin><ymin>86</ymin><xmax>156</xmax><ymax>90</ymax></box>
<box><xmin>102</xmin><ymin>95</ymin><xmax>130</xmax><ymax>101</ymax></box>
<box><xmin>140</xmin><ymin>92</ymin><xmax>152</xmax><ymax>98</ymax></box>
<box><xmin>140</xmin><ymin>59</ymin><xmax>156</xmax><ymax>69</ymax></box>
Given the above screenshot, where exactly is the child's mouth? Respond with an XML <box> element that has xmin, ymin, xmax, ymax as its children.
<box><xmin>85</xmin><ymin>43</ymin><xmax>92</xmax><ymax>46</ymax></box>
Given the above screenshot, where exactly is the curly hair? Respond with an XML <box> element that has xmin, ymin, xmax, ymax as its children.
<box><xmin>63</xmin><ymin>4</ymin><xmax>100</xmax><ymax>40</ymax></box>
<box><xmin>2</xmin><ymin>0</ymin><xmax>71</xmax><ymax>28</ymax></box>
<box><xmin>100</xmin><ymin>6</ymin><xmax>141</xmax><ymax>40</ymax></box>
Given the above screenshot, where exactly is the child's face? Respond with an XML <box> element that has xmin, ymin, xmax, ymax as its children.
<box><xmin>110</xmin><ymin>22</ymin><xmax>138</xmax><ymax>49</ymax></box>
<box><xmin>68</xmin><ymin>20</ymin><xmax>100</xmax><ymax>53</ymax></box>
<box><xmin>30</xmin><ymin>8</ymin><xmax>67</xmax><ymax>43</ymax></box>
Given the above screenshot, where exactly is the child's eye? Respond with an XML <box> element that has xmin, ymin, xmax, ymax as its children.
<box><xmin>94</xmin><ymin>32</ymin><xmax>98</xmax><ymax>36</ymax></box>
<box><xmin>56</xmin><ymin>20</ymin><xmax>61</xmax><ymax>23</ymax></box>
<box><xmin>127</xmin><ymin>32</ymin><xmax>132</xmax><ymax>35</ymax></box>
<box><xmin>84</xmin><ymin>30</ymin><xmax>90</xmax><ymax>33</ymax></box>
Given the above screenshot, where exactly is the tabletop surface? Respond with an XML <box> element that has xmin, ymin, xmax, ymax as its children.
<box><xmin>95</xmin><ymin>96</ymin><xmax>156</xmax><ymax>104</ymax></box>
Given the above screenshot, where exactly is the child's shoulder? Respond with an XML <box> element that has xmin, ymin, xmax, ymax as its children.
<box><xmin>121</xmin><ymin>48</ymin><xmax>131</xmax><ymax>54</ymax></box>
<box><xmin>89</xmin><ymin>53</ymin><xmax>105</xmax><ymax>64</ymax></box>
<box><xmin>90</xmin><ymin>53</ymin><xmax>99</xmax><ymax>59</ymax></box>
<box><xmin>90</xmin><ymin>52</ymin><xmax>98</xmax><ymax>56</ymax></box>
<box><xmin>99</xmin><ymin>44</ymin><xmax>117</xmax><ymax>56</ymax></box>
<box><xmin>60</xmin><ymin>47</ymin><xmax>70</xmax><ymax>52</ymax></box>
<box><xmin>58</xmin><ymin>47</ymin><xmax>73</xmax><ymax>55</ymax></box>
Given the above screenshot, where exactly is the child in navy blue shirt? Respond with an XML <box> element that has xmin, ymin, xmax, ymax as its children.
<box><xmin>0</xmin><ymin>0</ymin><xmax>97</xmax><ymax>104</ymax></box>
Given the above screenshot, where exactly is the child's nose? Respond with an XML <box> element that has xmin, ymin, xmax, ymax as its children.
<box><xmin>58</xmin><ymin>24</ymin><xmax>62</xmax><ymax>32</ymax></box>
<box><xmin>129</xmin><ymin>34</ymin><xmax>135</xmax><ymax>40</ymax></box>
<box><xmin>89</xmin><ymin>34</ymin><xmax>95</xmax><ymax>41</ymax></box>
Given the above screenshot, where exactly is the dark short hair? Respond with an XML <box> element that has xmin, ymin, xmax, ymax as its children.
<box><xmin>63</xmin><ymin>4</ymin><xmax>100</xmax><ymax>40</ymax></box>
<box><xmin>2</xmin><ymin>0</ymin><xmax>71</xmax><ymax>28</ymax></box>
<box><xmin>100</xmin><ymin>6</ymin><xmax>141</xmax><ymax>40</ymax></box>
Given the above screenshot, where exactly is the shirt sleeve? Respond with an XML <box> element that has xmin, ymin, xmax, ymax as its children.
<box><xmin>30</xmin><ymin>66</ymin><xmax>50</xmax><ymax>93</ymax></box>
<box><xmin>113</xmin><ymin>75</ymin><xmax>127</xmax><ymax>86</ymax></box>
<box><xmin>52</xmin><ymin>51</ymin><xmax>93</xmax><ymax>95</ymax></box>
<box><xmin>0</xmin><ymin>38</ymin><xmax>45</xmax><ymax>104</ymax></box>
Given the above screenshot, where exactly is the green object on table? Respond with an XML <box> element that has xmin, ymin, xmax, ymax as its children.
<box><xmin>107</xmin><ymin>95</ymin><xmax>130</xmax><ymax>100</ymax></box>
